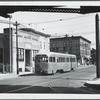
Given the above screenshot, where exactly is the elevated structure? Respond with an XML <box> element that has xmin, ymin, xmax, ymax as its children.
<box><xmin>0</xmin><ymin>6</ymin><xmax>100</xmax><ymax>18</ymax></box>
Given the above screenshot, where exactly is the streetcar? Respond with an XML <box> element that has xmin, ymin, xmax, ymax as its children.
<box><xmin>35</xmin><ymin>52</ymin><xmax>77</xmax><ymax>74</ymax></box>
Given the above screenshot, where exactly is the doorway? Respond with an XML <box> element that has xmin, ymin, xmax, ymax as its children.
<box><xmin>0</xmin><ymin>48</ymin><xmax>3</xmax><ymax>73</ymax></box>
<box><xmin>25</xmin><ymin>50</ymin><xmax>31</xmax><ymax>72</ymax></box>
<box><xmin>0</xmin><ymin>48</ymin><xmax>3</xmax><ymax>63</ymax></box>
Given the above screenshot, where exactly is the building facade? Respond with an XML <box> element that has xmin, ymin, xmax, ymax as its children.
<box><xmin>90</xmin><ymin>48</ymin><xmax>96</xmax><ymax>65</ymax></box>
<box><xmin>50</xmin><ymin>36</ymin><xmax>91</xmax><ymax>65</ymax></box>
<box><xmin>0</xmin><ymin>28</ymin><xmax>50</xmax><ymax>74</ymax></box>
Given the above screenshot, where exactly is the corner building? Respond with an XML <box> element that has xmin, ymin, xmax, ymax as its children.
<box><xmin>50</xmin><ymin>36</ymin><xmax>91</xmax><ymax>65</ymax></box>
<box><xmin>0</xmin><ymin>28</ymin><xmax>50</xmax><ymax>74</ymax></box>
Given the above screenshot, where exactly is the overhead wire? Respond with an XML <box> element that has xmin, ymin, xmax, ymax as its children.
<box><xmin>0</xmin><ymin>14</ymin><xmax>96</xmax><ymax>40</ymax></box>
<box><xmin>0</xmin><ymin>14</ymin><xmax>95</xmax><ymax>33</ymax></box>
<box><xmin>22</xmin><ymin>14</ymin><xmax>94</xmax><ymax>25</ymax></box>
<box><xmin>0</xmin><ymin>19</ymin><xmax>95</xmax><ymax>38</ymax></box>
<box><xmin>41</xmin><ymin>20</ymin><xmax>94</xmax><ymax>29</ymax></box>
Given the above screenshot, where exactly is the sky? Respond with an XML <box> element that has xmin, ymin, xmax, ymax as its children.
<box><xmin>0</xmin><ymin>1</ymin><xmax>100</xmax><ymax>49</ymax></box>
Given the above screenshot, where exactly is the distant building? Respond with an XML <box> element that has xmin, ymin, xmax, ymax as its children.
<box><xmin>90</xmin><ymin>48</ymin><xmax>96</xmax><ymax>65</ymax></box>
<box><xmin>50</xmin><ymin>36</ymin><xmax>91</xmax><ymax>65</ymax></box>
<box><xmin>0</xmin><ymin>28</ymin><xmax>50</xmax><ymax>74</ymax></box>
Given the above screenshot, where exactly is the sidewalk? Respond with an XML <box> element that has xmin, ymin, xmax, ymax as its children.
<box><xmin>0</xmin><ymin>72</ymin><xmax>34</xmax><ymax>80</ymax></box>
<box><xmin>77</xmin><ymin>64</ymin><xmax>95</xmax><ymax>69</ymax></box>
<box><xmin>0</xmin><ymin>73</ymin><xmax>18</xmax><ymax>80</ymax></box>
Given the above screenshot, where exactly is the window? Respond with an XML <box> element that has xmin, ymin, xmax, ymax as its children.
<box><xmin>49</xmin><ymin>57</ymin><xmax>55</xmax><ymax>62</ymax></box>
<box><xmin>33</xmin><ymin>50</ymin><xmax>38</xmax><ymax>56</ymax></box>
<box><xmin>18</xmin><ymin>48</ymin><xmax>24</xmax><ymax>61</ymax></box>
<box><xmin>63</xmin><ymin>47</ymin><xmax>66</xmax><ymax>52</ymax></box>
<box><xmin>53</xmin><ymin>57</ymin><xmax>55</xmax><ymax>62</ymax></box>
<box><xmin>62</xmin><ymin>58</ymin><xmax>65</xmax><ymax>62</ymax></box>
<box><xmin>58</xmin><ymin>57</ymin><xmax>65</xmax><ymax>62</ymax></box>
<box><xmin>70</xmin><ymin>58</ymin><xmax>76</xmax><ymax>62</ymax></box>
<box><xmin>56</xmin><ymin>47</ymin><xmax>59</xmax><ymax>52</ymax></box>
<box><xmin>40</xmin><ymin>41</ymin><xmax>42</xmax><ymax>49</ymax></box>
<box><xmin>53</xmin><ymin>43</ymin><xmax>55</xmax><ymax>47</ymax></box>
<box><xmin>44</xmin><ymin>42</ymin><xmax>45</xmax><ymax>49</ymax></box>
<box><xmin>63</xmin><ymin>42</ymin><xmax>66</xmax><ymax>47</ymax></box>
<box><xmin>49</xmin><ymin>57</ymin><xmax>52</xmax><ymax>62</ymax></box>
<box><xmin>33</xmin><ymin>50</ymin><xmax>39</xmax><ymax>61</ymax></box>
<box><xmin>56</xmin><ymin>43</ymin><xmax>58</xmax><ymax>47</ymax></box>
<box><xmin>66</xmin><ymin>58</ymin><xmax>69</xmax><ymax>62</ymax></box>
<box><xmin>35</xmin><ymin>55</ymin><xmax>48</xmax><ymax>62</ymax></box>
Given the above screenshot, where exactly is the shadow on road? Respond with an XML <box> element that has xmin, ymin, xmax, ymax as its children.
<box><xmin>0</xmin><ymin>84</ymin><xmax>99</xmax><ymax>93</ymax></box>
<box><xmin>19</xmin><ymin>71</ymin><xmax>72</xmax><ymax>77</ymax></box>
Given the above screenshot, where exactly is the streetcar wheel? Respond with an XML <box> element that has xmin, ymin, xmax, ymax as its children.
<box><xmin>71</xmin><ymin>68</ymin><xmax>75</xmax><ymax>71</ymax></box>
<box><xmin>60</xmin><ymin>69</ymin><xmax>64</xmax><ymax>73</ymax></box>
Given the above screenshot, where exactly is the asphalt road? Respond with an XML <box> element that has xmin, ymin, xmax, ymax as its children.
<box><xmin>0</xmin><ymin>65</ymin><xmax>99</xmax><ymax>94</ymax></box>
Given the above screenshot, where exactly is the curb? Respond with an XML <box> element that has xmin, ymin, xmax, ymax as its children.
<box><xmin>84</xmin><ymin>78</ymin><xmax>100</xmax><ymax>89</ymax></box>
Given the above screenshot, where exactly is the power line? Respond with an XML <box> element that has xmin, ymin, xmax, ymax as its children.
<box><xmin>22</xmin><ymin>14</ymin><xmax>94</xmax><ymax>25</ymax></box>
<box><xmin>42</xmin><ymin>20</ymin><xmax>94</xmax><ymax>29</ymax></box>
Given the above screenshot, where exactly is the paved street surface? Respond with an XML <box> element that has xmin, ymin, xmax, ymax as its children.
<box><xmin>0</xmin><ymin>65</ymin><xmax>99</xmax><ymax>94</ymax></box>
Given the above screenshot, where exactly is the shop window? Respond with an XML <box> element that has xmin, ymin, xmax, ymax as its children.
<box><xmin>33</xmin><ymin>50</ymin><xmax>39</xmax><ymax>61</ymax></box>
<box><xmin>18</xmin><ymin>48</ymin><xmax>24</xmax><ymax>61</ymax></box>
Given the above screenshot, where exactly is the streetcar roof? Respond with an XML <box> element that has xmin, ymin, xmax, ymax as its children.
<box><xmin>35</xmin><ymin>52</ymin><xmax>76</xmax><ymax>57</ymax></box>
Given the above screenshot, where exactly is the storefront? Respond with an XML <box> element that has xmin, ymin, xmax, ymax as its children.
<box><xmin>0</xmin><ymin>28</ymin><xmax>50</xmax><ymax>75</ymax></box>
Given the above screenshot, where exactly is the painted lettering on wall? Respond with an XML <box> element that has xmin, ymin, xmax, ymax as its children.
<box><xmin>24</xmin><ymin>36</ymin><xmax>31</xmax><ymax>39</ymax></box>
<box><xmin>18</xmin><ymin>34</ymin><xmax>38</xmax><ymax>41</ymax></box>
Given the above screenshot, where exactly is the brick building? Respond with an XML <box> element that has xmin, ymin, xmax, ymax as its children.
<box><xmin>50</xmin><ymin>36</ymin><xmax>91</xmax><ymax>65</ymax></box>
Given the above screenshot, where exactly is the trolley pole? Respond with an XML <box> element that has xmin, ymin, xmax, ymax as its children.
<box><xmin>95</xmin><ymin>14</ymin><xmax>100</xmax><ymax>78</ymax></box>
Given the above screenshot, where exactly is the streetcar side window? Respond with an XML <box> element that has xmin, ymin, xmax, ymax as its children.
<box><xmin>70</xmin><ymin>58</ymin><xmax>76</xmax><ymax>62</ymax></box>
<box><xmin>49</xmin><ymin>57</ymin><xmax>55</xmax><ymax>62</ymax></box>
<box><xmin>66</xmin><ymin>58</ymin><xmax>69</xmax><ymax>62</ymax></box>
<box><xmin>53</xmin><ymin>57</ymin><xmax>55</xmax><ymax>62</ymax></box>
<box><xmin>49</xmin><ymin>57</ymin><xmax>52</xmax><ymax>62</ymax></box>
<box><xmin>73</xmin><ymin>58</ymin><xmax>76</xmax><ymax>62</ymax></box>
<box><xmin>58</xmin><ymin>57</ymin><xmax>65</xmax><ymax>62</ymax></box>
<box><xmin>62</xmin><ymin>57</ymin><xmax>65</xmax><ymax>62</ymax></box>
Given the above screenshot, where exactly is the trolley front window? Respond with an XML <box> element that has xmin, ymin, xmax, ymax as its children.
<box><xmin>35</xmin><ymin>55</ymin><xmax>48</xmax><ymax>62</ymax></box>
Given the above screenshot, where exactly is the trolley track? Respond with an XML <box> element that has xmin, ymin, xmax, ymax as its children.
<box><xmin>0</xmin><ymin>66</ymin><xmax>97</xmax><ymax>93</ymax></box>
<box><xmin>48</xmin><ymin>72</ymin><xmax>98</xmax><ymax>94</ymax></box>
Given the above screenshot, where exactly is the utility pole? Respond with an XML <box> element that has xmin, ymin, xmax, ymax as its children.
<box><xmin>14</xmin><ymin>21</ymin><xmax>20</xmax><ymax>74</ymax></box>
<box><xmin>95</xmin><ymin>14</ymin><xmax>100</xmax><ymax>78</ymax></box>
<box><xmin>9</xmin><ymin>15</ymin><xmax>12</xmax><ymax>73</ymax></box>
